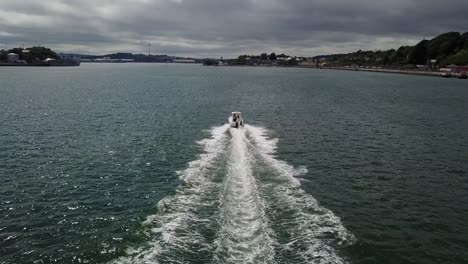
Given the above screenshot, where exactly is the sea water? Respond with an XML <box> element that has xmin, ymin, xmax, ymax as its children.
<box><xmin>1</xmin><ymin>64</ymin><xmax>467</xmax><ymax>263</ymax></box>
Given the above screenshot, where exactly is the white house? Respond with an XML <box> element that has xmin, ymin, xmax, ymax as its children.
<box><xmin>7</xmin><ymin>53</ymin><xmax>19</xmax><ymax>63</ymax></box>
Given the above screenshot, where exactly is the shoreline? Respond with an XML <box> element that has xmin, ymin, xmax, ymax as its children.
<box><xmin>312</xmin><ymin>66</ymin><xmax>445</xmax><ymax>78</ymax></box>
<box><xmin>0</xmin><ymin>62</ymin><xmax>80</xmax><ymax>67</ymax></box>
<box><xmin>218</xmin><ymin>64</ymin><xmax>466</xmax><ymax>79</ymax></box>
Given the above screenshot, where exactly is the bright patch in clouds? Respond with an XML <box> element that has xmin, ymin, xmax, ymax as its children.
<box><xmin>0</xmin><ymin>0</ymin><xmax>467</xmax><ymax>57</ymax></box>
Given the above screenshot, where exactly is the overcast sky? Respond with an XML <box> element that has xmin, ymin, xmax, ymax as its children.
<box><xmin>0</xmin><ymin>0</ymin><xmax>467</xmax><ymax>57</ymax></box>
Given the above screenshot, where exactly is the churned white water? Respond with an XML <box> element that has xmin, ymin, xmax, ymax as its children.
<box><xmin>245</xmin><ymin>125</ymin><xmax>355</xmax><ymax>263</ymax></box>
<box><xmin>113</xmin><ymin>124</ymin><xmax>353</xmax><ymax>264</ymax></box>
<box><xmin>214</xmin><ymin>128</ymin><xmax>276</xmax><ymax>264</ymax></box>
<box><xmin>113</xmin><ymin>125</ymin><xmax>230</xmax><ymax>264</ymax></box>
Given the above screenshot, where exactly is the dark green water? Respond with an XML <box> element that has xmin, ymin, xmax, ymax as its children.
<box><xmin>1</xmin><ymin>64</ymin><xmax>467</xmax><ymax>264</ymax></box>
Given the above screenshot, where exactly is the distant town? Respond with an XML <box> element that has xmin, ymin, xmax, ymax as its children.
<box><xmin>1</xmin><ymin>31</ymin><xmax>467</xmax><ymax>78</ymax></box>
<box><xmin>76</xmin><ymin>52</ymin><xmax>202</xmax><ymax>64</ymax></box>
<box><xmin>206</xmin><ymin>32</ymin><xmax>468</xmax><ymax>79</ymax></box>
<box><xmin>0</xmin><ymin>48</ymin><xmax>202</xmax><ymax>66</ymax></box>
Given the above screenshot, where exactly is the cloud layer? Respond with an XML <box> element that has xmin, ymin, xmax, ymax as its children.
<box><xmin>1</xmin><ymin>0</ymin><xmax>467</xmax><ymax>57</ymax></box>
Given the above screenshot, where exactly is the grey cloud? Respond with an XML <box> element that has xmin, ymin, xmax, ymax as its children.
<box><xmin>0</xmin><ymin>0</ymin><xmax>467</xmax><ymax>57</ymax></box>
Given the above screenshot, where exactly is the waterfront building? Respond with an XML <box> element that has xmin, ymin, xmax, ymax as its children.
<box><xmin>446</xmin><ymin>65</ymin><xmax>468</xmax><ymax>73</ymax></box>
<box><xmin>7</xmin><ymin>53</ymin><xmax>19</xmax><ymax>62</ymax></box>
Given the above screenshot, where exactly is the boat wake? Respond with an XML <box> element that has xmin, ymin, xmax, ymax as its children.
<box><xmin>112</xmin><ymin>124</ymin><xmax>354</xmax><ymax>264</ymax></box>
<box><xmin>214</xmin><ymin>128</ymin><xmax>276</xmax><ymax>264</ymax></box>
<box><xmin>244</xmin><ymin>125</ymin><xmax>354</xmax><ymax>263</ymax></box>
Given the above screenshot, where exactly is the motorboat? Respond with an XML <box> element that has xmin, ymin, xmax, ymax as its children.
<box><xmin>229</xmin><ymin>112</ymin><xmax>244</xmax><ymax>128</ymax></box>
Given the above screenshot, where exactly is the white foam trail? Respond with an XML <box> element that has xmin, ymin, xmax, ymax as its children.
<box><xmin>214</xmin><ymin>128</ymin><xmax>277</xmax><ymax>264</ymax></box>
<box><xmin>112</xmin><ymin>124</ymin><xmax>229</xmax><ymax>264</ymax></box>
<box><xmin>244</xmin><ymin>125</ymin><xmax>304</xmax><ymax>187</ymax></box>
<box><xmin>245</xmin><ymin>124</ymin><xmax>355</xmax><ymax>264</ymax></box>
<box><xmin>113</xmin><ymin>123</ymin><xmax>353</xmax><ymax>264</ymax></box>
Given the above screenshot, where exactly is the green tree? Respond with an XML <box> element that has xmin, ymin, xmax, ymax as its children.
<box><xmin>203</xmin><ymin>59</ymin><xmax>218</xmax><ymax>66</ymax></box>
<box><xmin>278</xmin><ymin>58</ymin><xmax>298</xmax><ymax>66</ymax></box>
<box><xmin>269</xmin><ymin>53</ymin><xmax>277</xmax><ymax>60</ymax></box>
<box><xmin>237</xmin><ymin>55</ymin><xmax>248</xmax><ymax>65</ymax></box>
<box><xmin>445</xmin><ymin>50</ymin><xmax>468</xmax><ymax>66</ymax></box>
<box><xmin>439</xmin><ymin>37</ymin><xmax>460</xmax><ymax>58</ymax></box>
<box><xmin>408</xmin><ymin>40</ymin><xmax>428</xmax><ymax>64</ymax></box>
<box><xmin>427</xmin><ymin>32</ymin><xmax>460</xmax><ymax>60</ymax></box>
<box><xmin>260</xmin><ymin>53</ymin><xmax>268</xmax><ymax>60</ymax></box>
<box><xmin>390</xmin><ymin>46</ymin><xmax>411</xmax><ymax>65</ymax></box>
<box><xmin>8</xmin><ymin>46</ymin><xmax>58</xmax><ymax>63</ymax></box>
<box><xmin>456</xmin><ymin>32</ymin><xmax>468</xmax><ymax>50</ymax></box>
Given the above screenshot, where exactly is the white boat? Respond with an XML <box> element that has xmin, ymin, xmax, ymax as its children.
<box><xmin>229</xmin><ymin>112</ymin><xmax>244</xmax><ymax>128</ymax></box>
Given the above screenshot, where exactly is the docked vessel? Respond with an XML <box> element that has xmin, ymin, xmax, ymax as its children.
<box><xmin>229</xmin><ymin>112</ymin><xmax>244</xmax><ymax>128</ymax></box>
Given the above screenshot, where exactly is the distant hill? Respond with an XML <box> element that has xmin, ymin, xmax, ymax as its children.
<box><xmin>314</xmin><ymin>32</ymin><xmax>468</xmax><ymax>67</ymax></box>
<box><xmin>0</xmin><ymin>47</ymin><xmax>58</xmax><ymax>63</ymax></box>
